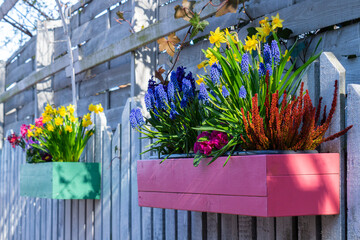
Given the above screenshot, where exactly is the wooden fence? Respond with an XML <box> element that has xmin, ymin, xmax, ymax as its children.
<box><xmin>1</xmin><ymin>0</ymin><xmax>360</xmax><ymax>239</ymax></box>
<box><xmin>0</xmin><ymin>52</ymin><xmax>360</xmax><ymax>240</ymax></box>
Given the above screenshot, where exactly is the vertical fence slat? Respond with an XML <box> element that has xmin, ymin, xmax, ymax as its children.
<box><xmin>121</xmin><ymin>99</ymin><xmax>131</xmax><ymax>240</ymax></box>
<box><xmin>111</xmin><ymin>124</ymin><xmax>121</xmax><ymax>240</ymax></box>
<box><xmin>347</xmin><ymin>84</ymin><xmax>360</xmax><ymax>240</ymax></box>
<box><xmin>102</xmin><ymin>127</ymin><xmax>111</xmax><ymax>240</ymax></box>
<box><xmin>320</xmin><ymin>52</ymin><xmax>346</xmax><ymax>240</ymax></box>
<box><xmin>58</xmin><ymin>200</ymin><xmax>65</xmax><ymax>240</ymax></box>
<box><xmin>177</xmin><ymin>210</ymin><xmax>189</xmax><ymax>240</ymax></box>
<box><xmin>257</xmin><ymin>217</ymin><xmax>275</xmax><ymax>240</ymax></box>
<box><xmin>276</xmin><ymin>217</ymin><xmax>293</xmax><ymax>240</ymax></box>
<box><xmin>72</xmin><ymin>200</ymin><xmax>79</xmax><ymax>240</ymax></box>
<box><xmin>221</xmin><ymin>214</ymin><xmax>238</xmax><ymax>240</ymax></box>
<box><xmin>65</xmin><ymin>200</ymin><xmax>72</xmax><ymax>240</ymax></box>
<box><xmin>191</xmin><ymin>212</ymin><xmax>203</xmax><ymax>240</ymax></box>
<box><xmin>165</xmin><ymin>209</ymin><xmax>176</xmax><ymax>240</ymax></box>
<box><xmin>86</xmin><ymin>134</ymin><xmax>95</xmax><ymax>240</ymax></box>
<box><xmin>46</xmin><ymin>199</ymin><xmax>52</xmax><ymax>240</ymax></box>
<box><xmin>238</xmin><ymin>216</ymin><xmax>253</xmax><ymax>239</ymax></box>
<box><xmin>52</xmin><ymin>200</ymin><xmax>58</xmax><ymax>240</ymax></box>
<box><xmin>207</xmin><ymin>213</ymin><xmax>220</xmax><ymax>240</ymax></box>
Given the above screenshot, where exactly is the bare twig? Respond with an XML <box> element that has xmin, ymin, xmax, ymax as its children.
<box><xmin>3</xmin><ymin>16</ymin><xmax>33</xmax><ymax>37</ymax></box>
<box><xmin>23</xmin><ymin>0</ymin><xmax>52</xmax><ymax>20</ymax></box>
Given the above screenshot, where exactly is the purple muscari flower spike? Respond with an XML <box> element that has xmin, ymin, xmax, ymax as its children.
<box><xmin>222</xmin><ymin>85</ymin><xmax>230</xmax><ymax>98</ymax></box>
<box><xmin>266</xmin><ymin>63</ymin><xmax>273</xmax><ymax>76</ymax></box>
<box><xmin>129</xmin><ymin>109</ymin><xmax>138</xmax><ymax>128</ymax></box>
<box><xmin>185</xmin><ymin>71</ymin><xmax>196</xmax><ymax>93</ymax></box>
<box><xmin>198</xmin><ymin>83</ymin><xmax>209</xmax><ymax>102</ymax></box>
<box><xmin>238</xmin><ymin>86</ymin><xmax>247</xmax><ymax>99</ymax></box>
<box><xmin>210</xmin><ymin>63</ymin><xmax>222</xmax><ymax>85</ymax></box>
<box><xmin>155</xmin><ymin>84</ymin><xmax>169</xmax><ymax>109</ymax></box>
<box><xmin>210</xmin><ymin>90</ymin><xmax>220</xmax><ymax>102</ymax></box>
<box><xmin>167</xmin><ymin>81</ymin><xmax>175</xmax><ymax>101</ymax></box>
<box><xmin>271</xmin><ymin>40</ymin><xmax>280</xmax><ymax>65</ymax></box>
<box><xmin>135</xmin><ymin>108</ymin><xmax>145</xmax><ymax>127</ymax></box>
<box><xmin>175</xmin><ymin>66</ymin><xmax>186</xmax><ymax>90</ymax></box>
<box><xmin>170</xmin><ymin>72</ymin><xmax>180</xmax><ymax>91</ymax></box>
<box><xmin>182</xmin><ymin>79</ymin><xmax>194</xmax><ymax>99</ymax></box>
<box><xmin>241</xmin><ymin>53</ymin><xmax>250</xmax><ymax>74</ymax></box>
<box><xmin>148</xmin><ymin>77</ymin><xmax>156</xmax><ymax>92</ymax></box>
<box><xmin>169</xmin><ymin>102</ymin><xmax>179</xmax><ymax>120</ymax></box>
<box><xmin>180</xmin><ymin>97</ymin><xmax>188</xmax><ymax>109</ymax></box>
<box><xmin>263</xmin><ymin>43</ymin><xmax>272</xmax><ymax>66</ymax></box>
<box><xmin>258</xmin><ymin>62</ymin><xmax>266</xmax><ymax>77</ymax></box>
<box><xmin>144</xmin><ymin>91</ymin><xmax>154</xmax><ymax>110</ymax></box>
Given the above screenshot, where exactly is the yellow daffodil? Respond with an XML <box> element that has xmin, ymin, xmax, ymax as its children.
<box><xmin>259</xmin><ymin>16</ymin><xmax>269</xmax><ymax>26</ymax></box>
<box><xmin>244</xmin><ymin>35</ymin><xmax>258</xmax><ymax>53</ymax></box>
<box><xmin>224</xmin><ymin>28</ymin><xmax>239</xmax><ymax>44</ymax></box>
<box><xmin>47</xmin><ymin>124</ymin><xmax>54</xmax><ymax>132</ymax></box>
<box><xmin>55</xmin><ymin>116</ymin><xmax>63</xmax><ymax>126</ymax></box>
<box><xmin>256</xmin><ymin>24</ymin><xmax>271</xmax><ymax>42</ymax></box>
<box><xmin>45</xmin><ymin>104</ymin><xmax>54</xmax><ymax>115</ymax></box>
<box><xmin>42</xmin><ymin>113</ymin><xmax>51</xmax><ymax>123</ymax></box>
<box><xmin>58</xmin><ymin>106</ymin><xmax>66</xmax><ymax>117</ymax></box>
<box><xmin>30</xmin><ymin>124</ymin><xmax>35</xmax><ymax>130</ymax></box>
<box><xmin>89</xmin><ymin>104</ymin><xmax>96</xmax><ymax>112</ymax></box>
<box><xmin>197</xmin><ymin>60</ymin><xmax>208</xmax><ymax>70</ymax></box>
<box><xmin>209</xmin><ymin>27</ymin><xmax>226</xmax><ymax>48</ymax></box>
<box><xmin>94</xmin><ymin>104</ymin><xmax>103</xmax><ymax>114</ymax></box>
<box><xmin>83</xmin><ymin>113</ymin><xmax>91</xmax><ymax>121</ymax></box>
<box><xmin>70</xmin><ymin>115</ymin><xmax>77</xmax><ymax>123</ymax></box>
<box><xmin>196</xmin><ymin>74</ymin><xmax>204</xmax><ymax>85</ymax></box>
<box><xmin>65</xmin><ymin>125</ymin><xmax>73</xmax><ymax>133</ymax></box>
<box><xmin>82</xmin><ymin>119</ymin><xmax>92</xmax><ymax>128</ymax></box>
<box><xmin>67</xmin><ymin>104</ymin><xmax>75</xmax><ymax>114</ymax></box>
<box><xmin>232</xmin><ymin>53</ymin><xmax>240</xmax><ymax>62</ymax></box>
<box><xmin>205</xmin><ymin>47</ymin><xmax>217</xmax><ymax>61</ymax></box>
<box><xmin>35</xmin><ymin>127</ymin><xmax>43</xmax><ymax>135</ymax></box>
<box><xmin>27</xmin><ymin>131</ymin><xmax>33</xmax><ymax>138</ymax></box>
<box><xmin>208</xmin><ymin>57</ymin><xmax>218</xmax><ymax>66</ymax></box>
<box><xmin>271</xmin><ymin>13</ymin><xmax>284</xmax><ymax>30</ymax></box>
<box><xmin>86</xmin><ymin>130</ymin><xmax>94</xmax><ymax>136</ymax></box>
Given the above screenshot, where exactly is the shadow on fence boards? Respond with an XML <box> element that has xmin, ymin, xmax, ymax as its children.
<box><xmin>0</xmin><ymin>52</ymin><xmax>360</xmax><ymax>240</ymax></box>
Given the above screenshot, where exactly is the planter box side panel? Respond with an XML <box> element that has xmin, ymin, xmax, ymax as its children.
<box><xmin>267</xmin><ymin>174</ymin><xmax>340</xmax><ymax>217</ymax></box>
<box><xmin>52</xmin><ymin>162</ymin><xmax>101</xmax><ymax>199</ymax></box>
<box><xmin>138</xmin><ymin>191</ymin><xmax>268</xmax><ymax>217</ymax></box>
<box><xmin>20</xmin><ymin>164</ymin><xmax>53</xmax><ymax>198</ymax></box>
<box><xmin>137</xmin><ymin>155</ymin><xmax>268</xmax><ymax>197</ymax></box>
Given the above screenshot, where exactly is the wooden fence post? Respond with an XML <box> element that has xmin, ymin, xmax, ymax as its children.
<box><xmin>346</xmin><ymin>84</ymin><xmax>360</xmax><ymax>239</ymax></box>
<box><xmin>319</xmin><ymin>52</ymin><xmax>346</xmax><ymax>240</ymax></box>
<box><xmin>0</xmin><ymin>61</ymin><xmax>4</xmax><ymax>150</ymax></box>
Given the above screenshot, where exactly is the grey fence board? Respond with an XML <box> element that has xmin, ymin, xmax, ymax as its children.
<box><xmin>6</xmin><ymin>60</ymin><xmax>33</xmax><ymax>86</ymax></box>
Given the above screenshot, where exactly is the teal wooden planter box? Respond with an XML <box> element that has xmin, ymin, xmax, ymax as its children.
<box><xmin>20</xmin><ymin>162</ymin><xmax>101</xmax><ymax>199</ymax></box>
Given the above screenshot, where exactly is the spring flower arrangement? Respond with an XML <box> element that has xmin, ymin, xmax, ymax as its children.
<box><xmin>7</xmin><ymin>103</ymin><xmax>103</xmax><ymax>163</ymax></box>
<box><xmin>192</xmin><ymin>14</ymin><xmax>352</xmax><ymax>165</ymax></box>
<box><xmin>130</xmin><ymin>67</ymin><xmax>208</xmax><ymax>159</ymax></box>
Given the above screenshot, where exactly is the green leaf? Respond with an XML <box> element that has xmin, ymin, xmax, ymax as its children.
<box><xmin>189</xmin><ymin>13</ymin><xmax>209</xmax><ymax>39</ymax></box>
<box><xmin>193</xmin><ymin>152</ymin><xmax>204</xmax><ymax>167</ymax></box>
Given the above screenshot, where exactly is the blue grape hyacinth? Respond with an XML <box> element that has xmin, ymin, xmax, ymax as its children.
<box><xmin>263</xmin><ymin>43</ymin><xmax>272</xmax><ymax>66</ymax></box>
<box><xmin>167</xmin><ymin>81</ymin><xmax>175</xmax><ymax>101</ymax></box>
<box><xmin>210</xmin><ymin>63</ymin><xmax>222</xmax><ymax>85</ymax></box>
<box><xmin>135</xmin><ymin>108</ymin><xmax>145</xmax><ymax>127</ymax></box>
<box><xmin>238</xmin><ymin>86</ymin><xmax>247</xmax><ymax>99</ymax></box>
<box><xmin>198</xmin><ymin>83</ymin><xmax>209</xmax><ymax>102</ymax></box>
<box><xmin>169</xmin><ymin>102</ymin><xmax>179</xmax><ymax>120</ymax></box>
<box><xmin>266</xmin><ymin>63</ymin><xmax>273</xmax><ymax>76</ymax></box>
<box><xmin>271</xmin><ymin>40</ymin><xmax>280</xmax><ymax>65</ymax></box>
<box><xmin>182</xmin><ymin>79</ymin><xmax>194</xmax><ymax>99</ymax></box>
<box><xmin>155</xmin><ymin>84</ymin><xmax>168</xmax><ymax>109</ymax></box>
<box><xmin>241</xmin><ymin>53</ymin><xmax>250</xmax><ymax>74</ymax></box>
<box><xmin>222</xmin><ymin>85</ymin><xmax>230</xmax><ymax>98</ymax></box>
<box><xmin>258</xmin><ymin>62</ymin><xmax>266</xmax><ymax>77</ymax></box>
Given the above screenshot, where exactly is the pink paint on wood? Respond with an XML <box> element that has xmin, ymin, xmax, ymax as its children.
<box><xmin>137</xmin><ymin>153</ymin><xmax>340</xmax><ymax>217</ymax></box>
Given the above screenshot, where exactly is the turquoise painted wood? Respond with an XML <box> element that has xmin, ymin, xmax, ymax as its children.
<box><xmin>20</xmin><ymin>162</ymin><xmax>101</xmax><ymax>199</ymax></box>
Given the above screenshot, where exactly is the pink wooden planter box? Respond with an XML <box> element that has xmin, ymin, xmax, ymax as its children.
<box><xmin>137</xmin><ymin>153</ymin><xmax>340</xmax><ymax>217</ymax></box>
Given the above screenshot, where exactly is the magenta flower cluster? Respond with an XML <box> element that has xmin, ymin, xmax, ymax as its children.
<box><xmin>193</xmin><ymin>131</ymin><xmax>228</xmax><ymax>156</ymax></box>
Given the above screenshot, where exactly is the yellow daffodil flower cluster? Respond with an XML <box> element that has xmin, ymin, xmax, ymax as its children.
<box><xmin>41</xmin><ymin>103</ymin><xmax>78</xmax><ymax>133</ymax></box>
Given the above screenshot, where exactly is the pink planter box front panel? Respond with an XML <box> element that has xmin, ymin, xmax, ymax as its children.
<box><xmin>137</xmin><ymin>153</ymin><xmax>339</xmax><ymax>217</ymax></box>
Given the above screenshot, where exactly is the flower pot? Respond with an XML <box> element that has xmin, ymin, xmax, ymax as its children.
<box><xmin>137</xmin><ymin>153</ymin><xmax>339</xmax><ymax>217</ymax></box>
<box><xmin>20</xmin><ymin>162</ymin><xmax>101</xmax><ymax>199</ymax></box>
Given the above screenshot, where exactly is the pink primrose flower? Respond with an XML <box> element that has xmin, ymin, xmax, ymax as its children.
<box><xmin>35</xmin><ymin>116</ymin><xmax>44</xmax><ymax>127</ymax></box>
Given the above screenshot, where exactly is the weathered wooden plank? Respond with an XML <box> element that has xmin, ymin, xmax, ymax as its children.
<box><xmin>65</xmin><ymin>200</ymin><xmax>72</xmax><ymax>240</ymax></box>
<box><xmin>221</xmin><ymin>214</ymin><xmax>238</xmax><ymax>240</ymax></box>
<box><xmin>78</xmin><ymin>0</ymin><xmax>119</xmax><ymax>24</ymax></box>
<box><xmin>78</xmin><ymin>199</ymin><xmax>86</xmax><ymax>240</ymax></box>
<box><xmin>102</xmin><ymin>127</ymin><xmax>112</xmax><ymax>240</ymax></box>
<box><xmin>120</xmin><ymin>99</ymin><xmax>131</xmax><ymax>240</ymax></box>
<box><xmin>6</xmin><ymin>60</ymin><xmax>34</xmax><ymax>86</ymax></box>
<box><xmin>79</xmin><ymin>63</ymin><xmax>131</xmax><ymax>98</ymax></box>
<box><xmin>0</xmin><ymin>0</ymin><xmax>19</xmax><ymax>22</ymax></box>
<box><xmin>320</xmin><ymin>52</ymin><xmax>346</xmax><ymax>240</ymax></box>
<box><xmin>111</xmin><ymin>124</ymin><xmax>121</xmax><ymax>240</ymax></box>
<box><xmin>4</xmin><ymin>119</ymin><xmax>32</xmax><ymax>139</ymax></box>
<box><xmin>191</xmin><ymin>212</ymin><xmax>203</xmax><ymax>240</ymax></box>
<box><xmin>58</xmin><ymin>200</ymin><xmax>65</xmax><ymax>240</ymax></box>
<box><xmin>109</xmin><ymin>1</ymin><xmax>132</xmax><ymax>28</ymax></box>
<box><xmin>257</xmin><ymin>218</ymin><xmax>275</xmax><ymax>240</ymax></box>
<box><xmin>4</xmin><ymin>112</ymin><xmax>16</xmax><ymax>126</ymax></box>
<box><xmin>177</xmin><ymin>210</ymin><xmax>189</xmax><ymax>240</ymax></box>
<box><xmin>207</xmin><ymin>213</ymin><xmax>219</xmax><ymax>240</ymax></box>
<box><xmin>105</xmin><ymin>107</ymin><xmax>124</xmax><ymax>131</ymax></box>
<box><xmin>18</xmin><ymin>38</ymin><xmax>36</xmax><ymax>65</ymax></box>
<box><xmin>77</xmin><ymin>94</ymin><xmax>107</xmax><ymax>117</ymax></box>
<box><xmin>72</xmin><ymin>200</ymin><xmax>79</xmax><ymax>240</ymax></box>
<box><xmin>54</xmin><ymin>87</ymin><xmax>72</xmax><ymax>107</ymax></box>
<box><xmin>109</xmin><ymin>88</ymin><xmax>131</xmax><ymax>109</ymax></box>
<box><xmin>72</xmin><ymin>14</ymin><xmax>108</xmax><ymax>47</ymax></box>
<box><xmin>85</xmin><ymin>133</ymin><xmax>95</xmax><ymax>240</ymax></box>
<box><xmin>5</xmin><ymin>89</ymin><xmax>33</xmax><ymax>113</ymax></box>
<box><xmin>347</xmin><ymin>84</ymin><xmax>360</xmax><ymax>240</ymax></box>
<box><xmin>276</xmin><ymin>217</ymin><xmax>293</xmax><ymax>240</ymax></box>
<box><xmin>45</xmin><ymin>199</ymin><xmax>52</xmax><ymax>240</ymax></box>
<box><xmin>17</xmin><ymin>100</ymin><xmax>35</xmax><ymax>122</ymax></box>
<box><xmin>298</xmin><ymin>216</ymin><xmax>316</xmax><ymax>240</ymax></box>
<box><xmin>238</xmin><ymin>216</ymin><xmax>253</xmax><ymax>240</ymax></box>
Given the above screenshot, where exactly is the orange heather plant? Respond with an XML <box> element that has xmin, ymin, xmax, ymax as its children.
<box><xmin>240</xmin><ymin>71</ymin><xmax>352</xmax><ymax>150</ymax></box>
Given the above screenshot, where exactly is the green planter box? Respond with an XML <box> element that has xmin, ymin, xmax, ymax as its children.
<box><xmin>20</xmin><ymin>162</ymin><xmax>101</xmax><ymax>199</ymax></box>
